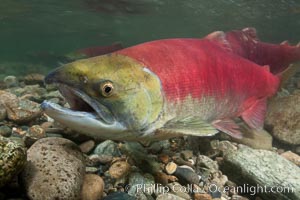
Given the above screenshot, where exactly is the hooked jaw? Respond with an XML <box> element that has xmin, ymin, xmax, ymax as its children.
<box><xmin>42</xmin><ymin>66</ymin><xmax>127</xmax><ymax>139</ymax></box>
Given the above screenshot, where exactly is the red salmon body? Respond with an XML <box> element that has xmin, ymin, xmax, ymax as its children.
<box><xmin>116</xmin><ymin>38</ymin><xmax>280</xmax><ymax>137</ymax></box>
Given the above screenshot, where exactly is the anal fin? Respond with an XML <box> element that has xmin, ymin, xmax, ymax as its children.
<box><xmin>212</xmin><ymin>119</ymin><xmax>243</xmax><ymax>139</ymax></box>
<box><xmin>158</xmin><ymin>116</ymin><xmax>219</xmax><ymax>137</ymax></box>
<box><xmin>241</xmin><ymin>98</ymin><xmax>267</xmax><ymax>129</ymax></box>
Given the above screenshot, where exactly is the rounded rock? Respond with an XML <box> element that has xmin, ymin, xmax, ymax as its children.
<box><xmin>93</xmin><ymin>140</ymin><xmax>120</xmax><ymax>157</ymax></box>
<box><xmin>22</xmin><ymin>137</ymin><xmax>85</xmax><ymax>200</ymax></box>
<box><xmin>265</xmin><ymin>91</ymin><xmax>300</xmax><ymax>145</ymax></box>
<box><xmin>0</xmin><ymin>126</ymin><xmax>12</xmax><ymax>137</ymax></box>
<box><xmin>0</xmin><ymin>137</ymin><xmax>26</xmax><ymax>187</ymax></box>
<box><xmin>79</xmin><ymin>140</ymin><xmax>95</xmax><ymax>154</ymax></box>
<box><xmin>109</xmin><ymin>161</ymin><xmax>131</xmax><ymax>179</ymax></box>
<box><xmin>165</xmin><ymin>162</ymin><xmax>177</xmax><ymax>175</ymax></box>
<box><xmin>81</xmin><ymin>174</ymin><xmax>104</xmax><ymax>200</ymax></box>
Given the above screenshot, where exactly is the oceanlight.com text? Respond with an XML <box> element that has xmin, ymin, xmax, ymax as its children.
<box><xmin>128</xmin><ymin>183</ymin><xmax>295</xmax><ymax>196</ymax></box>
<box><xmin>209</xmin><ymin>183</ymin><xmax>294</xmax><ymax>196</ymax></box>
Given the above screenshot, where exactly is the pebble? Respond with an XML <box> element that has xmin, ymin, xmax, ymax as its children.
<box><xmin>165</xmin><ymin>162</ymin><xmax>178</xmax><ymax>174</ymax></box>
<box><xmin>195</xmin><ymin>155</ymin><xmax>219</xmax><ymax>180</ymax></box>
<box><xmin>180</xmin><ymin>150</ymin><xmax>193</xmax><ymax>160</ymax></box>
<box><xmin>194</xmin><ymin>193</ymin><xmax>212</xmax><ymax>200</ymax></box>
<box><xmin>156</xmin><ymin>193</ymin><xmax>186</xmax><ymax>200</ymax></box>
<box><xmin>85</xmin><ymin>167</ymin><xmax>99</xmax><ymax>173</ymax></box>
<box><xmin>93</xmin><ymin>140</ymin><xmax>120</xmax><ymax>157</ymax></box>
<box><xmin>209</xmin><ymin>189</ymin><xmax>222</xmax><ymax>199</ymax></box>
<box><xmin>109</xmin><ymin>161</ymin><xmax>131</xmax><ymax>179</ymax></box>
<box><xmin>0</xmin><ymin>91</ymin><xmax>42</xmax><ymax>123</ymax></box>
<box><xmin>0</xmin><ymin>103</ymin><xmax>7</xmax><ymax>121</ymax></box>
<box><xmin>280</xmin><ymin>151</ymin><xmax>300</xmax><ymax>166</ymax></box>
<box><xmin>0</xmin><ymin>126</ymin><xmax>12</xmax><ymax>137</ymax></box>
<box><xmin>88</xmin><ymin>154</ymin><xmax>113</xmax><ymax>166</ymax></box>
<box><xmin>22</xmin><ymin>137</ymin><xmax>85</xmax><ymax>200</ymax></box>
<box><xmin>102</xmin><ymin>191</ymin><xmax>135</xmax><ymax>200</ymax></box>
<box><xmin>23</xmin><ymin>125</ymin><xmax>46</xmax><ymax>147</ymax></box>
<box><xmin>3</xmin><ymin>76</ymin><xmax>18</xmax><ymax>88</ymax></box>
<box><xmin>172</xmin><ymin>155</ymin><xmax>194</xmax><ymax>167</ymax></box>
<box><xmin>174</xmin><ymin>166</ymin><xmax>200</xmax><ymax>185</ymax></box>
<box><xmin>0</xmin><ymin>136</ymin><xmax>27</xmax><ymax>187</ymax></box>
<box><xmin>265</xmin><ymin>91</ymin><xmax>300</xmax><ymax>145</ymax></box>
<box><xmin>81</xmin><ymin>174</ymin><xmax>104</xmax><ymax>200</ymax></box>
<box><xmin>23</xmin><ymin>73</ymin><xmax>45</xmax><ymax>85</ymax></box>
<box><xmin>148</xmin><ymin>140</ymin><xmax>171</xmax><ymax>154</ymax></box>
<box><xmin>79</xmin><ymin>140</ymin><xmax>95</xmax><ymax>154</ymax></box>
<box><xmin>7</xmin><ymin>85</ymin><xmax>47</xmax><ymax>103</ymax></box>
<box><xmin>128</xmin><ymin>172</ymin><xmax>155</xmax><ymax>196</ymax></box>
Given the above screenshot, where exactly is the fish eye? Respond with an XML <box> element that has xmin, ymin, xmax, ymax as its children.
<box><xmin>101</xmin><ymin>81</ymin><xmax>114</xmax><ymax>97</ymax></box>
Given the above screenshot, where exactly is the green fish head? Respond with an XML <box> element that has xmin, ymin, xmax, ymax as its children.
<box><xmin>42</xmin><ymin>54</ymin><xmax>163</xmax><ymax>140</ymax></box>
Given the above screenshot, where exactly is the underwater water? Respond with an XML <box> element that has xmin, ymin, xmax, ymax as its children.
<box><xmin>0</xmin><ymin>1</ymin><xmax>300</xmax><ymax>200</ymax></box>
<box><xmin>0</xmin><ymin>0</ymin><xmax>300</xmax><ymax>77</ymax></box>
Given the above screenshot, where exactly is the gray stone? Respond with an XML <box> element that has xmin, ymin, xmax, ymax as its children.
<box><xmin>174</xmin><ymin>166</ymin><xmax>200</xmax><ymax>185</ymax></box>
<box><xmin>148</xmin><ymin>140</ymin><xmax>170</xmax><ymax>154</ymax></box>
<box><xmin>0</xmin><ymin>136</ymin><xmax>27</xmax><ymax>187</ymax></box>
<box><xmin>22</xmin><ymin>137</ymin><xmax>85</xmax><ymax>200</ymax></box>
<box><xmin>0</xmin><ymin>126</ymin><xmax>11</xmax><ymax>137</ymax></box>
<box><xmin>265</xmin><ymin>91</ymin><xmax>300</xmax><ymax>145</ymax></box>
<box><xmin>128</xmin><ymin>172</ymin><xmax>155</xmax><ymax>196</ymax></box>
<box><xmin>196</xmin><ymin>155</ymin><xmax>219</xmax><ymax>175</ymax></box>
<box><xmin>221</xmin><ymin>145</ymin><xmax>300</xmax><ymax>200</ymax></box>
<box><xmin>93</xmin><ymin>140</ymin><xmax>120</xmax><ymax>157</ymax></box>
<box><xmin>3</xmin><ymin>76</ymin><xmax>18</xmax><ymax>88</ymax></box>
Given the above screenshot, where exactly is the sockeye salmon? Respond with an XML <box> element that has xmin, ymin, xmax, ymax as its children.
<box><xmin>41</xmin><ymin>28</ymin><xmax>300</xmax><ymax>141</ymax></box>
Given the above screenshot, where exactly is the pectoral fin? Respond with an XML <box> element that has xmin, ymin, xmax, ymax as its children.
<box><xmin>212</xmin><ymin>119</ymin><xmax>243</xmax><ymax>139</ymax></box>
<box><xmin>158</xmin><ymin>116</ymin><xmax>219</xmax><ymax>137</ymax></box>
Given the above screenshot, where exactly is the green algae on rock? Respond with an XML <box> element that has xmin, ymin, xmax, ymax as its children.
<box><xmin>0</xmin><ymin>136</ymin><xmax>27</xmax><ymax>187</ymax></box>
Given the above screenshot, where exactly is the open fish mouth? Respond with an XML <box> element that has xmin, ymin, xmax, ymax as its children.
<box><xmin>41</xmin><ymin>84</ymin><xmax>127</xmax><ymax>136</ymax></box>
<box><xmin>56</xmin><ymin>84</ymin><xmax>115</xmax><ymax>124</ymax></box>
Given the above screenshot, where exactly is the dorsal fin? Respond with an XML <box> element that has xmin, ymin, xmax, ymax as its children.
<box><xmin>242</xmin><ymin>27</ymin><xmax>258</xmax><ymax>40</ymax></box>
<box><xmin>205</xmin><ymin>31</ymin><xmax>232</xmax><ymax>52</ymax></box>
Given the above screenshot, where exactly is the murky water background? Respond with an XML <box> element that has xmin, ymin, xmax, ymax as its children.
<box><xmin>0</xmin><ymin>0</ymin><xmax>299</xmax><ymax>77</ymax></box>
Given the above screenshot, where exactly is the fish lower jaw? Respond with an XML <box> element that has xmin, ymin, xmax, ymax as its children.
<box><xmin>41</xmin><ymin>101</ymin><xmax>128</xmax><ymax>140</ymax></box>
